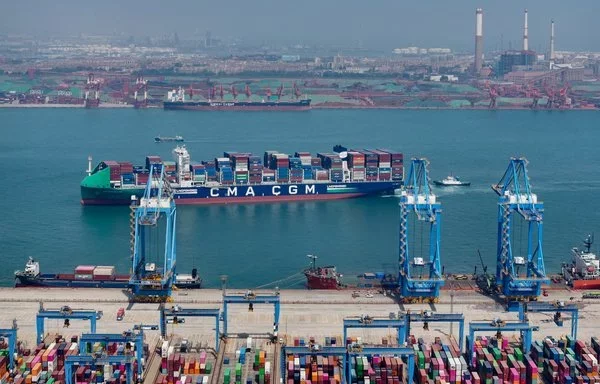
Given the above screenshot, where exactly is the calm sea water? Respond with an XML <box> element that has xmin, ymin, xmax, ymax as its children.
<box><xmin>1</xmin><ymin>108</ymin><xmax>599</xmax><ymax>288</ymax></box>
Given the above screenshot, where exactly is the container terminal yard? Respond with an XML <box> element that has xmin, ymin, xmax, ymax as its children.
<box><xmin>3</xmin><ymin>155</ymin><xmax>600</xmax><ymax>384</ymax></box>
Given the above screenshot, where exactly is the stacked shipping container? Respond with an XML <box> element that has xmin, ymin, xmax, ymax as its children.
<box><xmin>158</xmin><ymin>342</ymin><xmax>212</xmax><ymax>384</ymax></box>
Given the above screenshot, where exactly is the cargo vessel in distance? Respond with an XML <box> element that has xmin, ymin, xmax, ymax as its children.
<box><xmin>14</xmin><ymin>257</ymin><xmax>202</xmax><ymax>289</ymax></box>
<box><xmin>80</xmin><ymin>145</ymin><xmax>403</xmax><ymax>206</ymax></box>
<box><xmin>163</xmin><ymin>86</ymin><xmax>311</xmax><ymax>111</ymax></box>
<box><xmin>562</xmin><ymin>235</ymin><xmax>600</xmax><ymax>289</ymax></box>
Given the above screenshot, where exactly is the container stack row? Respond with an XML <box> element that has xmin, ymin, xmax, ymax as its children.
<box><xmin>285</xmin><ymin>354</ymin><xmax>342</xmax><ymax>384</ymax></box>
<box><xmin>222</xmin><ymin>346</ymin><xmax>247</xmax><ymax>384</ymax></box>
<box><xmin>118</xmin><ymin>147</ymin><xmax>403</xmax><ymax>186</ymax></box>
<box><xmin>252</xmin><ymin>350</ymin><xmax>270</xmax><ymax>384</ymax></box>
<box><xmin>350</xmin><ymin>355</ymin><xmax>405</xmax><ymax>384</ymax></box>
<box><xmin>157</xmin><ymin>342</ymin><xmax>213</xmax><ymax>384</ymax></box>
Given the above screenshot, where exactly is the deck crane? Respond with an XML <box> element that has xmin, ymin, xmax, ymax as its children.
<box><xmin>231</xmin><ymin>85</ymin><xmax>238</xmax><ymax>100</ymax></box>
<box><xmin>129</xmin><ymin>164</ymin><xmax>177</xmax><ymax>302</ymax></box>
<box><xmin>276</xmin><ymin>84</ymin><xmax>284</xmax><ymax>101</ymax></box>
<box><xmin>244</xmin><ymin>84</ymin><xmax>252</xmax><ymax>99</ymax></box>
<box><xmin>265</xmin><ymin>87</ymin><xmax>272</xmax><ymax>101</ymax></box>
<box><xmin>492</xmin><ymin>158</ymin><xmax>548</xmax><ymax>300</ymax></box>
<box><xmin>397</xmin><ymin>158</ymin><xmax>444</xmax><ymax>301</ymax></box>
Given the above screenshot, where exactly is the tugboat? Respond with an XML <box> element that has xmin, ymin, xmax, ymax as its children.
<box><xmin>562</xmin><ymin>234</ymin><xmax>600</xmax><ymax>289</ymax></box>
<box><xmin>154</xmin><ymin>135</ymin><xmax>184</xmax><ymax>143</ymax></box>
<box><xmin>433</xmin><ymin>175</ymin><xmax>471</xmax><ymax>187</ymax></box>
<box><xmin>303</xmin><ymin>255</ymin><xmax>342</xmax><ymax>290</ymax></box>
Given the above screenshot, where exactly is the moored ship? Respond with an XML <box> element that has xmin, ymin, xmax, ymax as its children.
<box><xmin>80</xmin><ymin>145</ymin><xmax>403</xmax><ymax>206</ymax></box>
<box><xmin>304</xmin><ymin>255</ymin><xmax>343</xmax><ymax>289</ymax></box>
<box><xmin>562</xmin><ymin>235</ymin><xmax>600</xmax><ymax>289</ymax></box>
<box><xmin>14</xmin><ymin>257</ymin><xmax>202</xmax><ymax>289</ymax></box>
<box><xmin>163</xmin><ymin>84</ymin><xmax>311</xmax><ymax>111</ymax></box>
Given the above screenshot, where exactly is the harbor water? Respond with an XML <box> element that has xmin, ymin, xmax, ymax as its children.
<box><xmin>1</xmin><ymin>108</ymin><xmax>599</xmax><ymax>288</ymax></box>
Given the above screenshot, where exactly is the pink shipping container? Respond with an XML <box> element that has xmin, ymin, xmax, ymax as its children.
<box><xmin>74</xmin><ymin>265</ymin><xmax>95</xmax><ymax>274</ymax></box>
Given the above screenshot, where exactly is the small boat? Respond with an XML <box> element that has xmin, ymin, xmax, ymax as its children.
<box><xmin>433</xmin><ymin>175</ymin><xmax>471</xmax><ymax>187</ymax></box>
<box><xmin>303</xmin><ymin>255</ymin><xmax>343</xmax><ymax>290</ymax></box>
<box><xmin>155</xmin><ymin>135</ymin><xmax>184</xmax><ymax>143</ymax></box>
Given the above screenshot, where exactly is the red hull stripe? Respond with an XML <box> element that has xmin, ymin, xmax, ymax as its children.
<box><xmin>81</xmin><ymin>193</ymin><xmax>365</xmax><ymax>206</ymax></box>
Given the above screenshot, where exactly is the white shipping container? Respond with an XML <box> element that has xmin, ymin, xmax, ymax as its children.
<box><xmin>74</xmin><ymin>274</ymin><xmax>93</xmax><ymax>280</ymax></box>
<box><xmin>294</xmin><ymin>357</ymin><xmax>300</xmax><ymax>367</ymax></box>
<box><xmin>246</xmin><ymin>337</ymin><xmax>252</xmax><ymax>350</ymax></box>
<box><xmin>265</xmin><ymin>362</ymin><xmax>271</xmax><ymax>374</ymax></box>
<box><xmin>47</xmin><ymin>361</ymin><xmax>54</xmax><ymax>374</ymax></box>
<box><xmin>69</xmin><ymin>343</ymin><xmax>78</xmax><ymax>351</ymax></box>
<box><xmin>104</xmin><ymin>364</ymin><xmax>113</xmax><ymax>378</ymax></box>
<box><xmin>379</xmin><ymin>162</ymin><xmax>391</xmax><ymax>168</ymax></box>
<box><xmin>161</xmin><ymin>340</ymin><xmax>170</xmax><ymax>358</ymax></box>
<box><xmin>173</xmin><ymin>371</ymin><xmax>180</xmax><ymax>378</ymax></box>
<box><xmin>202</xmin><ymin>377</ymin><xmax>208</xmax><ymax>384</ymax></box>
<box><xmin>300</xmin><ymin>369</ymin><xmax>306</xmax><ymax>381</ymax></box>
<box><xmin>168</xmin><ymin>346</ymin><xmax>175</xmax><ymax>357</ymax></box>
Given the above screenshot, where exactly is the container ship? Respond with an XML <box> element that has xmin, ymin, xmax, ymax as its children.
<box><xmin>304</xmin><ymin>255</ymin><xmax>343</xmax><ymax>289</ymax></box>
<box><xmin>14</xmin><ymin>257</ymin><xmax>202</xmax><ymax>289</ymax></box>
<box><xmin>80</xmin><ymin>145</ymin><xmax>403</xmax><ymax>206</ymax></box>
<box><xmin>163</xmin><ymin>86</ymin><xmax>311</xmax><ymax>111</ymax></box>
<box><xmin>562</xmin><ymin>235</ymin><xmax>600</xmax><ymax>289</ymax></box>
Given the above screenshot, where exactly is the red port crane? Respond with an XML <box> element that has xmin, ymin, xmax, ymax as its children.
<box><xmin>219</xmin><ymin>85</ymin><xmax>224</xmax><ymax>100</ymax></box>
<box><xmin>245</xmin><ymin>84</ymin><xmax>251</xmax><ymax>99</ymax></box>
<box><xmin>293</xmin><ymin>82</ymin><xmax>302</xmax><ymax>99</ymax></box>
<box><xmin>488</xmin><ymin>86</ymin><xmax>498</xmax><ymax>109</ymax></box>
<box><xmin>231</xmin><ymin>85</ymin><xmax>238</xmax><ymax>100</ymax></box>
<box><xmin>276</xmin><ymin>84</ymin><xmax>284</xmax><ymax>101</ymax></box>
<box><xmin>209</xmin><ymin>86</ymin><xmax>216</xmax><ymax>100</ymax></box>
<box><xmin>265</xmin><ymin>87</ymin><xmax>272</xmax><ymax>101</ymax></box>
<box><xmin>187</xmin><ymin>85</ymin><xmax>194</xmax><ymax>100</ymax></box>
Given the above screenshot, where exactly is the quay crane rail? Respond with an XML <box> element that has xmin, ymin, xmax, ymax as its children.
<box><xmin>129</xmin><ymin>164</ymin><xmax>176</xmax><ymax>301</ymax></box>
<box><xmin>397</xmin><ymin>158</ymin><xmax>444</xmax><ymax>301</ymax></box>
<box><xmin>492</xmin><ymin>158</ymin><xmax>548</xmax><ymax>299</ymax></box>
<box><xmin>36</xmin><ymin>303</ymin><xmax>98</xmax><ymax>344</ymax></box>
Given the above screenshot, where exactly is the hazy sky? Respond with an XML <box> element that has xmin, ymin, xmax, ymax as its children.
<box><xmin>2</xmin><ymin>0</ymin><xmax>599</xmax><ymax>52</ymax></box>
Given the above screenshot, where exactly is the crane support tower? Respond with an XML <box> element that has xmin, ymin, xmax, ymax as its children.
<box><xmin>0</xmin><ymin>320</ymin><xmax>18</xmax><ymax>371</ymax></box>
<box><xmin>492</xmin><ymin>158</ymin><xmax>548</xmax><ymax>299</ymax></box>
<box><xmin>79</xmin><ymin>332</ymin><xmax>145</xmax><ymax>377</ymax></box>
<box><xmin>398</xmin><ymin>158</ymin><xmax>444</xmax><ymax>301</ymax></box>
<box><xmin>129</xmin><ymin>164</ymin><xmax>176</xmax><ymax>301</ymax></box>
<box><xmin>467</xmin><ymin>320</ymin><xmax>539</xmax><ymax>367</ymax></box>
<box><xmin>159</xmin><ymin>304</ymin><xmax>221</xmax><ymax>351</ymax></box>
<box><xmin>343</xmin><ymin>316</ymin><xmax>407</xmax><ymax>346</ymax></box>
<box><xmin>517</xmin><ymin>301</ymin><xmax>579</xmax><ymax>340</ymax></box>
<box><xmin>222</xmin><ymin>290</ymin><xmax>280</xmax><ymax>337</ymax></box>
<box><xmin>36</xmin><ymin>303</ymin><xmax>98</xmax><ymax>344</ymax></box>
<box><xmin>406</xmin><ymin>311</ymin><xmax>465</xmax><ymax>350</ymax></box>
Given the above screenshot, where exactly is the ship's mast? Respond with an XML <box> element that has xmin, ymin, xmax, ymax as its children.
<box><xmin>86</xmin><ymin>155</ymin><xmax>93</xmax><ymax>176</ymax></box>
<box><xmin>307</xmin><ymin>254</ymin><xmax>318</xmax><ymax>270</ymax></box>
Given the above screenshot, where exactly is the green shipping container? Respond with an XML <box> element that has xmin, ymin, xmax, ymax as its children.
<box><xmin>205</xmin><ymin>361</ymin><xmax>212</xmax><ymax>374</ymax></box>
<box><xmin>417</xmin><ymin>351</ymin><xmax>425</xmax><ymax>369</ymax></box>
<box><xmin>224</xmin><ymin>367</ymin><xmax>231</xmax><ymax>383</ymax></box>
<box><xmin>514</xmin><ymin>347</ymin><xmax>523</xmax><ymax>361</ymax></box>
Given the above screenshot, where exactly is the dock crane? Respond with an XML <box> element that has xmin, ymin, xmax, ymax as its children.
<box><xmin>397</xmin><ymin>158</ymin><xmax>444</xmax><ymax>301</ymax></box>
<box><xmin>129</xmin><ymin>164</ymin><xmax>176</xmax><ymax>302</ymax></box>
<box><xmin>492</xmin><ymin>158</ymin><xmax>548</xmax><ymax>300</ymax></box>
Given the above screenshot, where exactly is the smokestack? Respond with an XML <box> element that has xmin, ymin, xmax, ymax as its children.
<box><xmin>550</xmin><ymin>19</ymin><xmax>555</xmax><ymax>60</ymax></box>
<box><xmin>523</xmin><ymin>9</ymin><xmax>529</xmax><ymax>51</ymax></box>
<box><xmin>474</xmin><ymin>8</ymin><xmax>483</xmax><ymax>75</ymax></box>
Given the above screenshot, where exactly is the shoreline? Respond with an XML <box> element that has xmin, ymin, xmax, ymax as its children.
<box><xmin>0</xmin><ymin>103</ymin><xmax>597</xmax><ymax>111</ymax></box>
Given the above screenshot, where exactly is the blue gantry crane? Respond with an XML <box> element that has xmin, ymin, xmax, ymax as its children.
<box><xmin>159</xmin><ymin>305</ymin><xmax>221</xmax><ymax>351</ymax></box>
<box><xmin>280</xmin><ymin>345</ymin><xmax>415</xmax><ymax>384</ymax></box>
<box><xmin>343</xmin><ymin>315</ymin><xmax>407</xmax><ymax>346</ymax></box>
<box><xmin>492</xmin><ymin>158</ymin><xmax>549</xmax><ymax>299</ymax></box>
<box><xmin>222</xmin><ymin>290</ymin><xmax>280</xmax><ymax>337</ymax></box>
<box><xmin>79</xmin><ymin>332</ymin><xmax>145</xmax><ymax>377</ymax></box>
<box><xmin>466</xmin><ymin>320</ymin><xmax>539</xmax><ymax>366</ymax></box>
<box><xmin>517</xmin><ymin>301</ymin><xmax>579</xmax><ymax>340</ymax></box>
<box><xmin>129</xmin><ymin>164</ymin><xmax>177</xmax><ymax>301</ymax></box>
<box><xmin>0</xmin><ymin>320</ymin><xmax>18</xmax><ymax>371</ymax></box>
<box><xmin>397</xmin><ymin>158</ymin><xmax>444</xmax><ymax>301</ymax></box>
<box><xmin>36</xmin><ymin>303</ymin><xmax>99</xmax><ymax>344</ymax></box>
<box><xmin>406</xmin><ymin>311</ymin><xmax>465</xmax><ymax>350</ymax></box>
<box><xmin>65</xmin><ymin>355</ymin><xmax>134</xmax><ymax>384</ymax></box>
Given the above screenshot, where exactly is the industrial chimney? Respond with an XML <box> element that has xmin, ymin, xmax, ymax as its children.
<box><xmin>550</xmin><ymin>19</ymin><xmax>555</xmax><ymax>60</ymax></box>
<box><xmin>523</xmin><ymin>9</ymin><xmax>529</xmax><ymax>51</ymax></box>
<box><xmin>474</xmin><ymin>8</ymin><xmax>483</xmax><ymax>75</ymax></box>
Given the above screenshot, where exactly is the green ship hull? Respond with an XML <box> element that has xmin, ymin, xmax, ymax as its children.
<box><xmin>80</xmin><ymin>167</ymin><xmax>144</xmax><ymax>205</ymax></box>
